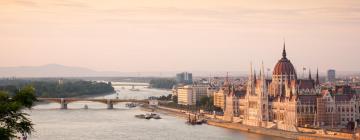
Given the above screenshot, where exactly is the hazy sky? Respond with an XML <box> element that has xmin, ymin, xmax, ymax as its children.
<box><xmin>0</xmin><ymin>0</ymin><xmax>359</xmax><ymax>73</ymax></box>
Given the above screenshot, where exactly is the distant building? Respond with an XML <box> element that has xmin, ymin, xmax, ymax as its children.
<box><xmin>327</xmin><ymin>69</ymin><xmax>336</xmax><ymax>83</ymax></box>
<box><xmin>177</xmin><ymin>84</ymin><xmax>209</xmax><ymax>105</ymax></box>
<box><xmin>316</xmin><ymin>90</ymin><xmax>340</xmax><ymax>127</ymax></box>
<box><xmin>213</xmin><ymin>78</ymin><xmax>231</xmax><ymax>110</ymax></box>
<box><xmin>213</xmin><ymin>90</ymin><xmax>226</xmax><ymax>110</ymax></box>
<box><xmin>207</xmin><ymin>86</ymin><xmax>218</xmax><ymax>97</ymax></box>
<box><xmin>177</xmin><ymin>85</ymin><xmax>195</xmax><ymax>105</ymax></box>
<box><xmin>176</xmin><ymin>72</ymin><xmax>193</xmax><ymax>84</ymax></box>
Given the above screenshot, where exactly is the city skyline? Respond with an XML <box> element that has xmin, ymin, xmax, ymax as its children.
<box><xmin>1</xmin><ymin>0</ymin><xmax>360</xmax><ymax>72</ymax></box>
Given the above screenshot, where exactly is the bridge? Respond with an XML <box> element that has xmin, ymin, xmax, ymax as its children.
<box><xmin>37</xmin><ymin>98</ymin><xmax>149</xmax><ymax>109</ymax></box>
<box><xmin>111</xmin><ymin>83</ymin><xmax>149</xmax><ymax>87</ymax></box>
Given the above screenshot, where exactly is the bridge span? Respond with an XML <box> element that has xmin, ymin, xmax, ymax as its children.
<box><xmin>111</xmin><ymin>83</ymin><xmax>149</xmax><ymax>87</ymax></box>
<box><xmin>37</xmin><ymin>98</ymin><xmax>149</xmax><ymax>109</ymax></box>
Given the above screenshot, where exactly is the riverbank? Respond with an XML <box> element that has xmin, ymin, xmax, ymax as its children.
<box><xmin>149</xmin><ymin>106</ymin><xmax>352</xmax><ymax>140</ymax></box>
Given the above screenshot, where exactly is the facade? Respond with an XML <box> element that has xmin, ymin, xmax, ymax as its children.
<box><xmin>214</xmin><ymin>89</ymin><xmax>227</xmax><ymax>110</ymax></box>
<box><xmin>213</xmin><ymin>78</ymin><xmax>231</xmax><ymax>110</ymax></box>
<box><xmin>177</xmin><ymin>85</ymin><xmax>195</xmax><ymax>105</ymax></box>
<box><xmin>207</xmin><ymin>85</ymin><xmax>218</xmax><ymax>97</ymax></box>
<box><xmin>327</xmin><ymin>69</ymin><xmax>336</xmax><ymax>83</ymax></box>
<box><xmin>192</xmin><ymin>84</ymin><xmax>208</xmax><ymax>102</ymax></box>
<box><xmin>177</xmin><ymin>84</ymin><xmax>209</xmax><ymax>105</ymax></box>
<box><xmin>223</xmin><ymin>86</ymin><xmax>240</xmax><ymax>122</ymax></box>
<box><xmin>176</xmin><ymin>72</ymin><xmax>193</xmax><ymax>84</ymax></box>
<box><xmin>335</xmin><ymin>94</ymin><xmax>358</xmax><ymax>125</ymax></box>
<box><xmin>220</xmin><ymin>45</ymin><xmax>360</xmax><ymax>132</ymax></box>
<box><xmin>240</xmin><ymin>46</ymin><xmax>321</xmax><ymax>132</ymax></box>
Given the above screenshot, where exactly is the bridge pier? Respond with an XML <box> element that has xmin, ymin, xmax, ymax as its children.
<box><xmin>107</xmin><ymin>99</ymin><xmax>113</xmax><ymax>109</ymax></box>
<box><xmin>60</xmin><ymin>98</ymin><xmax>67</xmax><ymax>109</ymax></box>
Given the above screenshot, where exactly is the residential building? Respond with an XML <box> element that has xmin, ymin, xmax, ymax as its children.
<box><xmin>177</xmin><ymin>85</ymin><xmax>196</xmax><ymax>105</ymax></box>
<box><xmin>177</xmin><ymin>84</ymin><xmax>209</xmax><ymax>105</ymax></box>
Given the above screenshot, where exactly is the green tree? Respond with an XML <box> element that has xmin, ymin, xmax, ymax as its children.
<box><xmin>172</xmin><ymin>95</ymin><xmax>178</xmax><ymax>104</ymax></box>
<box><xmin>0</xmin><ymin>86</ymin><xmax>37</xmax><ymax>140</ymax></box>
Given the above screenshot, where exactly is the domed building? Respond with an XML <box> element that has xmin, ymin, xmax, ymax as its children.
<box><xmin>239</xmin><ymin>43</ymin><xmax>322</xmax><ymax>132</ymax></box>
<box><xmin>272</xmin><ymin>46</ymin><xmax>297</xmax><ymax>82</ymax></box>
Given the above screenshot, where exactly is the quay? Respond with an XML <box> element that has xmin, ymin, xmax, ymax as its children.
<box><xmin>149</xmin><ymin>105</ymin><xmax>355</xmax><ymax>140</ymax></box>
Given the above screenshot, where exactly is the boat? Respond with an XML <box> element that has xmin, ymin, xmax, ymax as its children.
<box><xmin>135</xmin><ymin>113</ymin><xmax>161</xmax><ymax>120</ymax></box>
<box><xmin>187</xmin><ymin>113</ymin><xmax>205</xmax><ymax>125</ymax></box>
<box><xmin>126</xmin><ymin>103</ymin><xmax>137</xmax><ymax>108</ymax></box>
<box><xmin>145</xmin><ymin>114</ymin><xmax>152</xmax><ymax>119</ymax></box>
<box><xmin>135</xmin><ymin>114</ymin><xmax>146</xmax><ymax>119</ymax></box>
<box><xmin>152</xmin><ymin>114</ymin><xmax>162</xmax><ymax>119</ymax></box>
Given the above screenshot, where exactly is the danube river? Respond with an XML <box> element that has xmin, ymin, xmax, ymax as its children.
<box><xmin>28</xmin><ymin>82</ymin><xmax>285</xmax><ymax>140</ymax></box>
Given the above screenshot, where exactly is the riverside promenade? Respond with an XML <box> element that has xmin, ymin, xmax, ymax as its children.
<box><xmin>150</xmin><ymin>106</ymin><xmax>354</xmax><ymax>140</ymax></box>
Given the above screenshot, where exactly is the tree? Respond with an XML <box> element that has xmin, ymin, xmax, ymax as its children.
<box><xmin>172</xmin><ymin>95</ymin><xmax>178</xmax><ymax>104</ymax></box>
<box><xmin>0</xmin><ymin>86</ymin><xmax>37</xmax><ymax>140</ymax></box>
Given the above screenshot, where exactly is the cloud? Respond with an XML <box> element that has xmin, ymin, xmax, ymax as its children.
<box><xmin>50</xmin><ymin>0</ymin><xmax>88</xmax><ymax>8</ymax></box>
<box><xmin>12</xmin><ymin>0</ymin><xmax>37</xmax><ymax>7</ymax></box>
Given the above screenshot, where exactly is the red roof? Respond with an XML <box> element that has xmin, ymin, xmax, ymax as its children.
<box><xmin>272</xmin><ymin>47</ymin><xmax>297</xmax><ymax>76</ymax></box>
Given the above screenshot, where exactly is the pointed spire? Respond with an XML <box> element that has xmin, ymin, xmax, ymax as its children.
<box><xmin>282</xmin><ymin>42</ymin><xmax>287</xmax><ymax>58</ymax></box>
<box><xmin>254</xmin><ymin>70</ymin><xmax>257</xmax><ymax>82</ymax></box>
<box><xmin>308</xmin><ymin>69</ymin><xmax>312</xmax><ymax>80</ymax></box>
<box><xmin>249</xmin><ymin>62</ymin><xmax>253</xmax><ymax>81</ymax></box>
<box><xmin>316</xmin><ymin>68</ymin><xmax>320</xmax><ymax>85</ymax></box>
<box><xmin>259</xmin><ymin>70</ymin><xmax>262</xmax><ymax>80</ymax></box>
<box><xmin>261</xmin><ymin>61</ymin><xmax>265</xmax><ymax>80</ymax></box>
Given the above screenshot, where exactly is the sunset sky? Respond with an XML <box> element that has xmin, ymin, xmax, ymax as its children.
<box><xmin>0</xmin><ymin>0</ymin><xmax>359</xmax><ymax>73</ymax></box>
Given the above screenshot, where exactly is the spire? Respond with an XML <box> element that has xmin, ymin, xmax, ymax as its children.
<box><xmin>316</xmin><ymin>68</ymin><xmax>320</xmax><ymax>85</ymax></box>
<box><xmin>249</xmin><ymin>62</ymin><xmax>253</xmax><ymax>81</ymax></box>
<box><xmin>282</xmin><ymin>42</ymin><xmax>287</xmax><ymax>58</ymax></box>
<box><xmin>259</xmin><ymin>70</ymin><xmax>262</xmax><ymax>80</ymax></box>
<box><xmin>224</xmin><ymin>72</ymin><xmax>229</xmax><ymax>86</ymax></box>
<box><xmin>261</xmin><ymin>61</ymin><xmax>265</xmax><ymax>80</ymax></box>
<box><xmin>254</xmin><ymin>70</ymin><xmax>257</xmax><ymax>82</ymax></box>
<box><xmin>308</xmin><ymin>69</ymin><xmax>312</xmax><ymax>80</ymax></box>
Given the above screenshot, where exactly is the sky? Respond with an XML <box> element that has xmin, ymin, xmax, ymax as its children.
<box><xmin>0</xmin><ymin>0</ymin><xmax>359</xmax><ymax>73</ymax></box>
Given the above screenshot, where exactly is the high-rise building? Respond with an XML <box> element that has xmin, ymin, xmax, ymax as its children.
<box><xmin>327</xmin><ymin>69</ymin><xmax>336</xmax><ymax>83</ymax></box>
<box><xmin>176</xmin><ymin>72</ymin><xmax>193</xmax><ymax>84</ymax></box>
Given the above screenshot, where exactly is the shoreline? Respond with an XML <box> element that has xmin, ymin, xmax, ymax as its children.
<box><xmin>149</xmin><ymin>106</ymin><xmax>351</xmax><ymax>140</ymax></box>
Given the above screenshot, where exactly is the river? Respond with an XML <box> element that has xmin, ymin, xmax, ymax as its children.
<box><xmin>28</xmin><ymin>82</ymin><xmax>285</xmax><ymax>140</ymax></box>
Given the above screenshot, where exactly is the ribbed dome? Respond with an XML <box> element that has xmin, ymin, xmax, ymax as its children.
<box><xmin>272</xmin><ymin>46</ymin><xmax>297</xmax><ymax>76</ymax></box>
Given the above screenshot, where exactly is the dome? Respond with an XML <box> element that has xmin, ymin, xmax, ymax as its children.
<box><xmin>272</xmin><ymin>46</ymin><xmax>297</xmax><ymax>76</ymax></box>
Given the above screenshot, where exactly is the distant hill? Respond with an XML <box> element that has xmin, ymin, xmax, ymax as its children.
<box><xmin>0</xmin><ymin>64</ymin><xmax>251</xmax><ymax>78</ymax></box>
<box><xmin>0</xmin><ymin>64</ymin><xmax>100</xmax><ymax>77</ymax></box>
<box><xmin>1</xmin><ymin>64</ymin><xmax>358</xmax><ymax>78</ymax></box>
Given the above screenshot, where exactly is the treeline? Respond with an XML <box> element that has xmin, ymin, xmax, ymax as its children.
<box><xmin>0</xmin><ymin>79</ymin><xmax>114</xmax><ymax>98</ymax></box>
<box><xmin>149</xmin><ymin>78</ymin><xmax>177</xmax><ymax>89</ymax></box>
